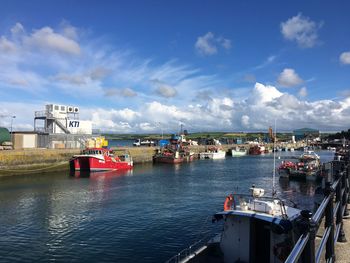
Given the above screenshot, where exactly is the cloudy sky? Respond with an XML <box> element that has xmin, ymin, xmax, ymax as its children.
<box><xmin>0</xmin><ymin>0</ymin><xmax>350</xmax><ymax>133</ymax></box>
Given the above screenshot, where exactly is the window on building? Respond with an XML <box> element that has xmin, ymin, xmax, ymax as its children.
<box><xmin>54</xmin><ymin>105</ymin><xmax>59</xmax><ymax>110</ymax></box>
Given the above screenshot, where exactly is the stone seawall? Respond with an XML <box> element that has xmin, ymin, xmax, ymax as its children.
<box><xmin>0</xmin><ymin>147</ymin><xmax>158</xmax><ymax>176</ymax></box>
<box><xmin>0</xmin><ymin>143</ymin><xmax>305</xmax><ymax>176</ymax></box>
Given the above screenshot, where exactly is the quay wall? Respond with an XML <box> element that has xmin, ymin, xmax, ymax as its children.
<box><xmin>0</xmin><ymin>142</ymin><xmax>305</xmax><ymax>176</ymax></box>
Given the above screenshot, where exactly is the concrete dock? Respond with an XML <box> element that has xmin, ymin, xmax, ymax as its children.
<box><xmin>0</xmin><ymin>142</ymin><xmax>306</xmax><ymax>176</ymax></box>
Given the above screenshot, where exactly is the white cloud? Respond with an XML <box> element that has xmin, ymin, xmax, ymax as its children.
<box><xmin>195</xmin><ymin>32</ymin><xmax>217</xmax><ymax>56</ymax></box>
<box><xmin>11</xmin><ymin>22</ymin><xmax>25</xmax><ymax>35</ymax></box>
<box><xmin>152</xmin><ymin>79</ymin><xmax>177</xmax><ymax>98</ymax></box>
<box><xmin>249</xmin><ymin>83</ymin><xmax>282</xmax><ymax>105</ymax></box>
<box><xmin>139</xmin><ymin>122</ymin><xmax>154</xmax><ymax>131</ymax></box>
<box><xmin>253</xmin><ymin>55</ymin><xmax>277</xmax><ymax>70</ymax></box>
<box><xmin>0</xmin><ymin>67</ymin><xmax>47</xmax><ymax>92</ymax></box>
<box><xmin>2</xmin><ymin>22</ymin><xmax>350</xmax><ymax>133</ymax></box>
<box><xmin>0</xmin><ymin>101</ymin><xmax>41</xmax><ymax>131</ymax></box>
<box><xmin>59</xmin><ymin>21</ymin><xmax>78</xmax><ymax>40</ymax></box>
<box><xmin>195</xmin><ymin>32</ymin><xmax>231</xmax><ymax>56</ymax></box>
<box><xmin>241</xmin><ymin>115</ymin><xmax>250</xmax><ymax>127</ymax></box>
<box><xmin>277</xmin><ymin>68</ymin><xmax>303</xmax><ymax>87</ymax></box>
<box><xmin>104</xmin><ymin>87</ymin><xmax>137</xmax><ymax>97</ymax></box>
<box><xmin>25</xmin><ymin>26</ymin><xmax>80</xmax><ymax>55</ymax></box>
<box><xmin>121</xmin><ymin>88</ymin><xmax>137</xmax><ymax>97</ymax></box>
<box><xmin>0</xmin><ymin>22</ymin><xmax>224</xmax><ymax>100</ymax></box>
<box><xmin>281</xmin><ymin>13</ymin><xmax>322</xmax><ymax>48</ymax></box>
<box><xmin>340</xmin><ymin>51</ymin><xmax>350</xmax><ymax>65</ymax></box>
<box><xmin>218</xmin><ymin>37</ymin><xmax>232</xmax><ymax>50</ymax></box>
<box><xmin>298</xmin><ymin>87</ymin><xmax>308</xmax><ymax>97</ymax></box>
<box><xmin>89</xmin><ymin>67</ymin><xmax>110</xmax><ymax>80</ymax></box>
<box><xmin>0</xmin><ymin>36</ymin><xmax>16</xmax><ymax>52</ymax></box>
<box><xmin>3</xmin><ymin>82</ymin><xmax>350</xmax><ymax>132</ymax></box>
<box><xmin>54</xmin><ymin>73</ymin><xmax>87</xmax><ymax>85</ymax></box>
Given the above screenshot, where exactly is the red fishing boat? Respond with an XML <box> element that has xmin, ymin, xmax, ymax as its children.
<box><xmin>70</xmin><ymin>148</ymin><xmax>133</xmax><ymax>172</ymax></box>
<box><xmin>153</xmin><ymin>147</ymin><xmax>194</xmax><ymax>164</ymax></box>
<box><xmin>153</xmin><ymin>134</ymin><xmax>195</xmax><ymax>164</ymax></box>
<box><xmin>248</xmin><ymin>145</ymin><xmax>265</xmax><ymax>155</ymax></box>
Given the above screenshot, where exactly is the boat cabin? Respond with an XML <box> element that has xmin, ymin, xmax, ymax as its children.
<box><xmin>173</xmin><ymin>188</ymin><xmax>302</xmax><ymax>263</ymax></box>
<box><xmin>82</xmin><ymin>148</ymin><xmax>113</xmax><ymax>156</ymax></box>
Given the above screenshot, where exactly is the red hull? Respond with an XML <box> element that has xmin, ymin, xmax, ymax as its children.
<box><xmin>70</xmin><ymin>157</ymin><xmax>132</xmax><ymax>171</ymax></box>
<box><xmin>153</xmin><ymin>156</ymin><xmax>184</xmax><ymax>164</ymax></box>
<box><xmin>153</xmin><ymin>154</ymin><xmax>194</xmax><ymax>164</ymax></box>
<box><xmin>248</xmin><ymin>146</ymin><xmax>264</xmax><ymax>155</ymax></box>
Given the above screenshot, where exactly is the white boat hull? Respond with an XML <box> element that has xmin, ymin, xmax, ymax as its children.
<box><xmin>199</xmin><ymin>151</ymin><xmax>226</xmax><ymax>159</ymax></box>
<box><xmin>231</xmin><ymin>150</ymin><xmax>247</xmax><ymax>157</ymax></box>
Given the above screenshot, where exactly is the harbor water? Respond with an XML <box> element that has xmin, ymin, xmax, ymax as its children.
<box><xmin>108</xmin><ymin>139</ymin><xmax>135</xmax><ymax>147</ymax></box>
<box><xmin>0</xmin><ymin>151</ymin><xmax>334</xmax><ymax>262</ymax></box>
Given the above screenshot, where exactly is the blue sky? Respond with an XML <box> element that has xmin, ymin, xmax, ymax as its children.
<box><xmin>1</xmin><ymin>0</ymin><xmax>350</xmax><ymax>133</ymax></box>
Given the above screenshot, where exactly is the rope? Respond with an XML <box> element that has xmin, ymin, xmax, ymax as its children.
<box><xmin>0</xmin><ymin>162</ymin><xmax>68</xmax><ymax>174</ymax></box>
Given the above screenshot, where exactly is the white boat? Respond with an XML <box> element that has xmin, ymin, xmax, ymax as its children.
<box><xmin>231</xmin><ymin>146</ymin><xmax>247</xmax><ymax>157</ymax></box>
<box><xmin>327</xmin><ymin>146</ymin><xmax>336</xmax><ymax>152</ymax></box>
<box><xmin>199</xmin><ymin>147</ymin><xmax>226</xmax><ymax>159</ymax></box>
<box><xmin>168</xmin><ymin>125</ymin><xmax>304</xmax><ymax>263</ymax></box>
<box><xmin>167</xmin><ymin>186</ymin><xmax>303</xmax><ymax>263</ymax></box>
<box><xmin>133</xmin><ymin>139</ymin><xmax>155</xmax><ymax>146</ymax></box>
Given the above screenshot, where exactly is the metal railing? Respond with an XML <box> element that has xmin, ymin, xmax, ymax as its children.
<box><xmin>165</xmin><ymin>238</ymin><xmax>208</xmax><ymax>263</ymax></box>
<box><xmin>34</xmin><ymin>110</ymin><xmax>53</xmax><ymax>118</ymax></box>
<box><xmin>285</xmin><ymin>155</ymin><xmax>349</xmax><ymax>263</ymax></box>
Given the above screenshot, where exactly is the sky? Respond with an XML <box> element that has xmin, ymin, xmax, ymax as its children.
<box><xmin>0</xmin><ymin>0</ymin><xmax>350</xmax><ymax>133</ymax></box>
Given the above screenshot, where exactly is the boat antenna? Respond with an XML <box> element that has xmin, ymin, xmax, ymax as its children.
<box><xmin>272</xmin><ymin>119</ymin><xmax>277</xmax><ymax>197</ymax></box>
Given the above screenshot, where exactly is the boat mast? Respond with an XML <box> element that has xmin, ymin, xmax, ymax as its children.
<box><xmin>272</xmin><ymin>119</ymin><xmax>277</xmax><ymax>197</ymax></box>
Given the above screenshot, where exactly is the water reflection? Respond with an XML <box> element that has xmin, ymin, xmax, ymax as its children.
<box><xmin>70</xmin><ymin>169</ymin><xmax>133</xmax><ymax>178</ymax></box>
<box><xmin>279</xmin><ymin>177</ymin><xmax>319</xmax><ymax>195</ymax></box>
<box><xmin>0</xmin><ymin>150</ymin><xmax>334</xmax><ymax>263</ymax></box>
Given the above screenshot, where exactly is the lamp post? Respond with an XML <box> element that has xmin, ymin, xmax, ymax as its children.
<box><xmin>157</xmin><ymin>122</ymin><xmax>163</xmax><ymax>139</ymax></box>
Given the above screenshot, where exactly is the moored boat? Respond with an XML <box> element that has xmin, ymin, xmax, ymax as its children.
<box><xmin>199</xmin><ymin>146</ymin><xmax>226</xmax><ymax>159</ymax></box>
<box><xmin>153</xmin><ymin>148</ymin><xmax>194</xmax><ymax>164</ymax></box>
<box><xmin>248</xmin><ymin>144</ymin><xmax>265</xmax><ymax>155</ymax></box>
<box><xmin>278</xmin><ymin>161</ymin><xmax>297</xmax><ymax>179</ymax></box>
<box><xmin>280</xmin><ymin>151</ymin><xmax>321</xmax><ymax>181</ymax></box>
<box><xmin>153</xmin><ymin>134</ymin><xmax>194</xmax><ymax>164</ymax></box>
<box><xmin>70</xmin><ymin>148</ymin><xmax>133</xmax><ymax>172</ymax></box>
<box><xmin>133</xmin><ymin>138</ymin><xmax>155</xmax><ymax>146</ymax></box>
<box><xmin>167</xmin><ymin>186</ymin><xmax>303</xmax><ymax>263</ymax></box>
<box><xmin>231</xmin><ymin>146</ymin><xmax>247</xmax><ymax>157</ymax></box>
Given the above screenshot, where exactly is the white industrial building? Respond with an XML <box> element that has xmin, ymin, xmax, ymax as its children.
<box><xmin>34</xmin><ymin>104</ymin><xmax>94</xmax><ymax>149</ymax></box>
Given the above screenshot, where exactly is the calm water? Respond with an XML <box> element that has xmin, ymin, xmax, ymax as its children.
<box><xmin>108</xmin><ymin>139</ymin><xmax>135</xmax><ymax>147</ymax></box>
<box><xmin>0</xmin><ymin>151</ymin><xmax>334</xmax><ymax>262</ymax></box>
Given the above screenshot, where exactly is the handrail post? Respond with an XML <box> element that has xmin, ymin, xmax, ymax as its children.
<box><xmin>347</xmin><ymin>164</ymin><xmax>350</xmax><ymax>206</ymax></box>
<box><xmin>325</xmin><ymin>181</ymin><xmax>335</xmax><ymax>261</ymax></box>
<box><xmin>300</xmin><ymin>210</ymin><xmax>316</xmax><ymax>263</ymax></box>
<box><xmin>335</xmin><ymin>172</ymin><xmax>347</xmax><ymax>242</ymax></box>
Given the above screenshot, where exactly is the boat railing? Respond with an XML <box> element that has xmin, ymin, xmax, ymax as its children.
<box><xmin>35</xmin><ymin>110</ymin><xmax>54</xmax><ymax>118</ymax></box>
<box><xmin>285</xmin><ymin>156</ymin><xmax>349</xmax><ymax>263</ymax></box>
<box><xmin>165</xmin><ymin>237</ymin><xmax>209</xmax><ymax>263</ymax></box>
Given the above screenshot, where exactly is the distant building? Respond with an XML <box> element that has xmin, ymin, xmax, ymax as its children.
<box><xmin>293</xmin><ymin>128</ymin><xmax>320</xmax><ymax>141</ymax></box>
<box><xmin>12</xmin><ymin>131</ymin><xmax>38</xmax><ymax>149</ymax></box>
<box><xmin>34</xmin><ymin>104</ymin><xmax>94</xmax><ymax>149</ymax></box>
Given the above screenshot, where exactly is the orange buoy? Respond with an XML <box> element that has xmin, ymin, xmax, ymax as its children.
<box><xmin>224</xmin><ymin>194</ymin><xmax>234</xmax><ymax>211</ymax></box>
